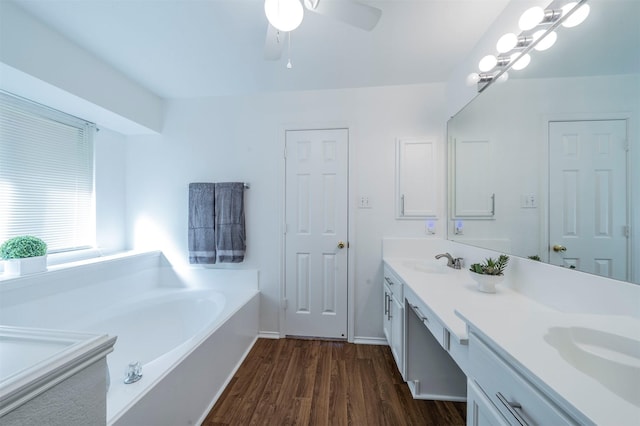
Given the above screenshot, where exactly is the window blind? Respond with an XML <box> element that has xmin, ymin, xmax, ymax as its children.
<box><xmin>0</xmin><ymin>91</ymin><xmax>95</xmax><ymax>253</ymax></box>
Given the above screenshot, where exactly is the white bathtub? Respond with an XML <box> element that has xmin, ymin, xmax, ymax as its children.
<box><xmin>0</xmin><ymin>251</ymin><xmax>260</xmax><ymax>425</ymax></box>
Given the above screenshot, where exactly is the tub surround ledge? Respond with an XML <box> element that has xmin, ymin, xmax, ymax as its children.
<box><xmin>0</xmin><ymin>326</ymin><xmax>116</xmax><ymax>422</ymax></box>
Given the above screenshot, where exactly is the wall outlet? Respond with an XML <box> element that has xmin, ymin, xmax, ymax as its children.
<box><xmin>455</xmin><ymin>220</ymin><xmax>463</xmax><ymax>235</ymax></box>
<box><xmin>425</xmin><ymin>220</ymin><xmax>436</xmax><ymax>235</ymax></box>
<box><xmin>358</xmin><ymin>196</ymin><xmax>372</xmax><ymax>209</ymax></box>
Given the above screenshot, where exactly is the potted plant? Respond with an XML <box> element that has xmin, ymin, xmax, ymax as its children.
<box><xmin>0</xmin><ymin>235</ymin><xmax>48</xmax><ymax>276</ymax></box>
<box><xmin>468</xmin><ymin>254</ymin><xmax>509</xmax><ymax>293</ymax></box>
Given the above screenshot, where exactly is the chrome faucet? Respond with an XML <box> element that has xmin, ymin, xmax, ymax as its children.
<box><xmin>435</xmin><ymin>252</ymin><xmax>463</xmax><ymax>269</ymax></box>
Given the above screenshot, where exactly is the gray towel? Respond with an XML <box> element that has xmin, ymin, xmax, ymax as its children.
<box><xmin>214</xmin><ymin>182</ymin><xmax>246</xmax><ymax>263</ymax></box>
<box><xmin>188</xmin><ymin>183</ymin><xmax>216</xmax><ymax>264</ymax></box>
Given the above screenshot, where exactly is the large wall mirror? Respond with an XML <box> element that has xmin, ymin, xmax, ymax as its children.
<box><xmin>447</xmin><ymin>0</ymin><xmax>639</xmax><ymax>284</ymax></box>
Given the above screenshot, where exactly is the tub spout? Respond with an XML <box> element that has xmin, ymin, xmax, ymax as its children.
<box><xmin>124</xmin><ymin>361</ymin><xmax>143</xmax><ymax>384</ymax></box>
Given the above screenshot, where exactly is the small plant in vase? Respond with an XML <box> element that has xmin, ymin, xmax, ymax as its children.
<box><xmin>0</xmin><ymin>235</ymin><xmax>48</xmax><ymax>276</ymax></box>
<box><xmin>469</xmin><ymin>254</ymin><xmax>509</xmax><ymax>293</ymax></box>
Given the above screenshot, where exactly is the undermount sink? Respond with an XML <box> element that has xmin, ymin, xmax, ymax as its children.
<box><xmin>544</xmin><ymin>326</ymin><xmax>640</xmax><ymax>406</ymax></box>
<box><xmin>401</xmin><ymin>260</ymin><xmax>448</xmax><ymax>274</ymax></box>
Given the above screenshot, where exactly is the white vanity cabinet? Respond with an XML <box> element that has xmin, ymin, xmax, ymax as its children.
<box><xmin>467</xmin><ymin>379</ymin><xmax>509</xmax><ymax>426</ymax></box>
<box><xmin>467</xmin><ymin>330</ymin><xmax>579</xmax><ymax>426</ymax></box>
<box><xmin>404</xmin><ymin>285</ymin><xmax>466</xmax><ymax>401</ymax></box>
<box><xmin>383</xmin><ymin>266</ymin><xmax>405</xmax><ymax>378</ymax></box>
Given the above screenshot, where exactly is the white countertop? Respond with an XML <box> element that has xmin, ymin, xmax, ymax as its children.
<box><xmin>383</xmin><ymin>256</ymin><xmax>640</xmax><ymax>426</ymax></box>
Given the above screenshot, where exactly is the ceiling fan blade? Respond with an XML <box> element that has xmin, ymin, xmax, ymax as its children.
<box><xmin>304</xmin><ymin>0</ymin><xmax>382</xmax><ymax>31</ymax></box>
<box><xmin>264</xmin><ymin>24</ymin><xmax>283</xmax><ymax>60</ymax></box>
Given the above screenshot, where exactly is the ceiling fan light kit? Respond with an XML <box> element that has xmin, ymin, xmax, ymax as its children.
<box><xmin>263</xmin><ymin>0</ymin><xmax>382</xmax><ymax>67</ymax></box>
<box><xmin>264</xmin><ymin>0</ymin><xmax>304</xmax><ymax>32</ymax></box>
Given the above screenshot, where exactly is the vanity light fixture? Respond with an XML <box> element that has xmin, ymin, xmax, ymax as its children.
<box><xmin>518</xmin><ymin>6</ymin><xmax>545</xmax><ymax>31</ymax></box>
<box><xmin>478</xmin><ymin>55</ymin><xmax>498</xmax><ymax>72</ymax></box>
<box><xmin>264</xmin><ymin>0</ymin><xmax>304</xmax><ymax>32</ymax></box>
<box><xmin>466</xmin><ymin>72</ymin><xmax>496</xmax><ymax>87</ymax></box>
<box><xmin>532</xmin><ymin>29</ymin><xmax>558</xmax><ymax>51</ymax></box>
<box><xmin>469</xmin><ymin>0</ymin><xmax>590</xmax><ymax>92</ymax></box>
<box><xmin>496</xmin><ymin>33</ymin><xmax>518</xmax><ymax>53</ymax></box>
<box><xmin>509</xmin><ymin>52</ymin><xmax>531</xmax><ymax>70</ymax></box>
<box><xmin>561</xmin><ymin>2</ymin><xmax>590</xmax><ymax>27</ymax></box>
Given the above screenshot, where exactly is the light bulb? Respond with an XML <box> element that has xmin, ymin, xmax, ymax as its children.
<box><xmin>287</xmin><ymin>59</ymin><xmax>292</xmax><ymax>69</ymax></box>
<box><xmin>510</xmin><ymin>52</ymin><xmax>531</xmax><ymax>71</ymax></box>
<box><xmin>561</xmin><ymin>2</ymin><xmax>590</xmax><ymax>28</ymax></box>
<box><xmin>533</xmin><ymin>30</ymin><xmax>557</xmax><ymax>51</ymax></box>
<box><xmin>265</xmin><ymin>0</ymin><xmax>304</xmax><ymax>32</ymax></box>
<box><xmin>519</xmin><ymin>6</ymin><xmax>544</xmax><ymax>31</ymax></box>
<box><xmin>466</xmin><ymin>73</ymin><xmax>480</xmax><ymax>87</ymax></box>
<box><xmin>496</xmin><ymin>33</ymin><xmax>518</xmax><ymax>53</ymax></box>
<box><xmin>478</xmin><ymin>55</ymin><xmax>497</xmax><ymax>72</ymax></box>
<box><xmin>497</xmin><ymin>72</ymin><xmax>509</xmax><ymax>83</ymax></box>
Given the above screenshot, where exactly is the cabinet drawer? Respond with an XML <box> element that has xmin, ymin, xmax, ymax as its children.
<box><xmin>469</xmin><ymin>332</ymin><xmax>576</xmax><ymax>426</ymax></box>
<box><xmin>407</xmin><ymin>296</ymin><xmax>446</xmax><ymax>349</ymax></box>
<box><xmin>383</xmin><ymin>267</ymin><xmax>404</xmax><ymax>301</ymax></box>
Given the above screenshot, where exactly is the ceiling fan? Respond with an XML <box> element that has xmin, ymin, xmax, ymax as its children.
<box><xmin>264</xmin><ymin>0</ymin><xmax>382</xmax><ymax>61</ymax></box>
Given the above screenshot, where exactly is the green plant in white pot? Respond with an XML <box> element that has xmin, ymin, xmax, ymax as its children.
<box><xmin>0</xmin><ymin>235</ymin><xmax>48</xmax><ymax>276</ymax></box>
<box><xmin>468</xmin><ymin>254</ymin><xmax>509</xmax><ymax>293</ymax></box>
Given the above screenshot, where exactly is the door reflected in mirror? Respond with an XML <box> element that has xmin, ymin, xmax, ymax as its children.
<box><xmin>447</xmin><ymin>0</ymin><xmax>639</xmax><ymax>284</ymax></box>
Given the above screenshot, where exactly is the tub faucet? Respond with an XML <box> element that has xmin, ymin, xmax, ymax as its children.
<box><xmin>124</xmin><ymin>361</ymin><xmax>143</xmax><ymax>384</ymax></box>
<box><xmin>435</xmin><ymin>253</ymin><xmax>463</xmax><ymax>269</ymax></box>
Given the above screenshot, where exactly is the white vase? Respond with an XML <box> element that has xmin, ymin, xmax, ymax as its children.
<box><xmin>3</xmin><ymin>255</ymin><xmax>48</xmax><ymax>276</ymax></box>
<box><xmin>469</xmin><ymin>271</ymin><xmax>505</xmax><ymax>293</ymax></box>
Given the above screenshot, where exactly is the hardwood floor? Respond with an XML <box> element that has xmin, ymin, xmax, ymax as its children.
<box><xmin>203</xmin><ymin>338</ymin><xmax>466</xmax><ymax>425</ymax></box>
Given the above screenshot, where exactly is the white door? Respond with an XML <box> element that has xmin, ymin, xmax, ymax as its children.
<box><xmin>284</xmin><ymin>129</ymin><xmax>348</xmax><ymax>339</ymax></box>
<box><xmin>549</xmin><ymin>120</ymin><xmax>628</xmax><ymax>280</ymax></box>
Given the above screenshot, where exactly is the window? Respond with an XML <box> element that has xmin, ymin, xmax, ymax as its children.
<box><xmin>0</xmin><ymin>91</ymin><xmax>95</xmax><ymax>253</ymax></box>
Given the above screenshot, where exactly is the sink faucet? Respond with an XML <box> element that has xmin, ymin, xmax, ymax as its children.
<box><xmin>435</xmin><ymin>253</ymin><xmax>463</xmax><ymax>269</ymax></box>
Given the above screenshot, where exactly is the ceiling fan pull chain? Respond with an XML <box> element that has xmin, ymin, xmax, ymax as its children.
<box><xmin>287</xmin><ymin>32</ymin><xmax>293</xmax><ymax>69</ymax></box>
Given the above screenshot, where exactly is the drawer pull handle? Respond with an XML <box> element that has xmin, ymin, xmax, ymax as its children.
<box><xmin>410</xmin><ymin>304</ymin><xmax>428</xmax><ymax>323</ymax></box>
<box><xmin>384</xmin><ymin>276</ymin><xmax>394</xmax><ymax>285</ymax></box>
<box><xmin>496</xmin><ymin>392</ymin><xmax>529</xmax><ymax>426</ymax></box>
<box><xmin>384</xmin><ymin>293</ymin><xmax>389</xmax><ymax>316</ymax></box>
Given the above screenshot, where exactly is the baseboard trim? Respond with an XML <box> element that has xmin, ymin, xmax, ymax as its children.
<box><xmin>258</xmin><ymin>331</ymin><xmax>281</xmax><ymax>339</ymax></box>
<box><xmin>353</xmin><ymin>336</ymin><xmax>388</xmax><ymax>345</ymax></box>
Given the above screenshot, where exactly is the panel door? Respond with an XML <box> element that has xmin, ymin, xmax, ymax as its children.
<box><xmin>549</xmin><ymin>120</ymin><xmax>628</xmax><ymax>280</ymax></box>
<box><xmin>284</xmin><ymin>128</ymin><xmax>348</xmax><ymax>339</ymax></box>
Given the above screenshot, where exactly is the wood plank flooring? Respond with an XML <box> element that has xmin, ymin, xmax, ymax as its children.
<box><xmin>203</xmin><ymin>338</ymin><xmax>466</xmax><ymax>426</ymax></box>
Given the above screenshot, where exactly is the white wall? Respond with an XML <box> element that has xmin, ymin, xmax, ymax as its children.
<box><xmin>0</xmin><ymin>1</ymin><xmax>163</xmax><ymax>134</ymax></box>
<box><xmin>124</xmin><ymin>84</ymin><xmax>448</xmax><ymax>339</ymax></box>
<box><xmin>94</xmin><ymin>127</ymin><xmax>127</xmax><ymax>254</ymax></box>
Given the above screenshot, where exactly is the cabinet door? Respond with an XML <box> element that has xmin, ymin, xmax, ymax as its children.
<box><xmin>396</xmin><ymin>138</ymin><xmax>437</xmax><ymax>218</ymax></box>
<box><xmin>383</xmin><ymin>288</ymin><xmax>391</xmax><ymax>345</ymax></box>
<box><xmin>389</xmin><ymin>295</ymin><xmax>404</xmax><ymax>377</ymax></box>
<box><xmin>467</xmin><ymin>380</ymin><xmax>509</xmax><ymax>426</ymax></box>
<box><xmin>451</xmin><ymin>138</ymin><xmax>495</xmax><ymax>218</ymax></box>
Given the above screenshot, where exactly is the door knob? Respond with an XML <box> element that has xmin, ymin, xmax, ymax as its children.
<box><xmin>552</xmin><ymin>244</ymin><xmax>567</xmax><ymax>252</ymax></box>
<box><xmin>337</xmin><ymin>241</ymin><xmax>345</xmax><ymax>249</ymax></box>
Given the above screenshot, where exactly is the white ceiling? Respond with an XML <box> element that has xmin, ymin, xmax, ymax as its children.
<box><xmin>12</xmin><ymin>0</ymin><xmax>510</xmax><ymax>99</ymax></box>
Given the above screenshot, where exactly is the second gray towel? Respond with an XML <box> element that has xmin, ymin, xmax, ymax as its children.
<box><xmin>215</xmin><ymin>182</ymin><xmax>246</xmax><ymax>263</ymax></box>
<box><xmin>188</xmin><ymin>183</ymin><xmax>216</xmax><ymax>264</ymax></box>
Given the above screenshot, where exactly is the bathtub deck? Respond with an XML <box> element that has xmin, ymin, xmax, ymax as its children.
<box><xmin>203</xmin><ymin>338</ymin><xmax>466</xmax><ymax>425</ymax></box>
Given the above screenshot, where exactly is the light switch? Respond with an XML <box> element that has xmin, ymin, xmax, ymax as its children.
<box><xmin>521</xmin><ymin>193</ymin><xmax>537</xmax><ymax>208</ymax></box>
<box><xmin>358</xmin><ymin>196</ymin><xmax>372</xmax><ymax>209</ymax></box>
